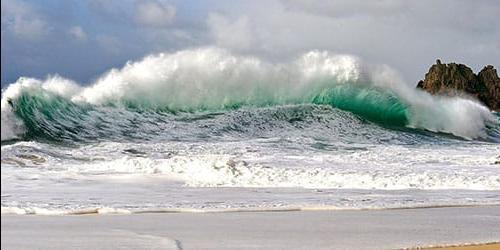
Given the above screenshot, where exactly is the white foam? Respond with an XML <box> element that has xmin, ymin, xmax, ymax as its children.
<box><xmin>0</xmin><ymin>206</ymin><xmax>133</xmax><ymax>215</ymax></box>
<box><xmin>1</xmin><ymin>206</ymin><xmax>66</xmax><ymax>215</ymax></box>
<box><xmin>1</xmin><ymin>206</ymin><xmax>28</xmax><ymax>215</ymax></box>
<box><xmin>19</xmin><ymin>143</ymin><xmax>496</xmax><ymax>190</ymax></box>
<box><xmin>2</xmin><ymin>140</ymin><xmax>499</xmax><ymax>214</ymax></box>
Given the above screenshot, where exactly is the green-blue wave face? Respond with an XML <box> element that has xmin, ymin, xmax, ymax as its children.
<box><xmin>12</xmin><ymin>90</ymin><xmax>93</xmax><ymax>142</ymax></box>
<box><xmin>100</xmin><ymin>80</ymin><xmax>410</xmax><ymax>127</ymax></box>
<box><xmin>310</xmin><ymin>85</ymin><xmax>409</xmax><ymax>126</ymax></box>
<box><xmin>8</xmin><ymin>82</ymin><xmax>411</xmax><ymax>143</ymax></box>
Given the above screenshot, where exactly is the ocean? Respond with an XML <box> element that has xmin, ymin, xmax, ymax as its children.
<box><xmin>1</xmin><ymin>48</ymin><xmax>499</xmax><ymax>215</ymax></box>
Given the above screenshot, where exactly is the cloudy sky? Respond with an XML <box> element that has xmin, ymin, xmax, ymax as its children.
<box><xmin>2</xmin><ymin>0</ymin><xmax>499</xmax><ymax>87</ymax></box>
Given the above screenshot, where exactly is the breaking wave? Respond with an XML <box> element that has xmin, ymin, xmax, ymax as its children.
<box><xmin>1</xmin><ymin>48</ymin><xmax>497</xmax><ymax>142</ymax></box>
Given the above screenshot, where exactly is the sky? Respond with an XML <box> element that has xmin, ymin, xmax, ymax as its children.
<box><xmin>1</xmin><ymin>0</ymin><xmax>499</xmax><ymax>88</ymax></box>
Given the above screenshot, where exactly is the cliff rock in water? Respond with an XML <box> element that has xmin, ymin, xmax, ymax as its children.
<box><xmin>417</xmin><ymin>60</ymin><xmax>499</xmax><ymax>111</ymax></box>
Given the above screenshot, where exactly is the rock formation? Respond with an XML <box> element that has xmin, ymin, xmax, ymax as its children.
<box><xmin>417</xmin><ymin>60</ymin><xmax>499</xmax><ymax>111</ymax></box>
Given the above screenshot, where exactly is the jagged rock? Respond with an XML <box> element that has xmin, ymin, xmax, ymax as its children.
<box><xmin>417</xmin><ymin>60</ymin><xmax>500</xmax><ymax>111</ymax></box>
<box><xmin>477</xmin><ymin>65</ymin><xmax>500</xmax><ymax>110</ymax></box>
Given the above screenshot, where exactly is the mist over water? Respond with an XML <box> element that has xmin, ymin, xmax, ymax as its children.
<box><xmin>1</xmin><ymin>48</ymin><xmax>499</xmax><ymax>214</ymax></box>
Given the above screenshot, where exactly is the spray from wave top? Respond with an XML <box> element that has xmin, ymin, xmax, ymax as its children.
<box><xmin>1</xmin><ymin>47</ymin><xmax>496</xmax><ymax>141</ymax></box>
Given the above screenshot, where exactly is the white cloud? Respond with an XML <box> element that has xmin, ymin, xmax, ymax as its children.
<box><xmin>1</xmin><ymin>0</ymin><xmax>50</xmax><ymax>40</ymax></box>
<box><xmin>69</xmin><ymin>26</ymin><xmax>87</xmax><ymax>41</ymax></box>
<box><xmin>207</xmin><ymin>13</ymin><xmax>253</xmax><ymax>50</ymax></box>
<box><xmin>134</xmin><ymin>0</ymin><xmax>175</xmax><ymax>27</ymax></box>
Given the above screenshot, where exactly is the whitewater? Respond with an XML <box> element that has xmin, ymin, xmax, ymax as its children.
<box><xmin>1</xmin><ymin>48</ymin><xmax>499</xmax><ymax>215</ymax></box>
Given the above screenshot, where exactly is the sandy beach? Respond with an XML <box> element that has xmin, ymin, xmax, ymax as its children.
<box><xmin>426</xmin><ymin>243</ymin><xmax>500</xmax><ymax>250</ymax></box>
<box><xmin>2</xmin><ymin>205</ymin><xmax>499</xmax><ymax>250</ymax></box>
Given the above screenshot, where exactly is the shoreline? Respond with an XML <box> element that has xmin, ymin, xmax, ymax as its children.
<box><xmin>3</xmin><ymin>205</ymin><xmax>499</xmax><ymax>249</ymax></box>
<box><xmin>3</xmin><ymin>203</ymin><xmax>500</xmax><ymax>216</ymax></box>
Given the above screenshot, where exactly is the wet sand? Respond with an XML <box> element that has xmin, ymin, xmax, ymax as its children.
<box><xmin>2</xmin><ymin>205</ymin><xmax>500</xmax><ymax>249</ymax></box>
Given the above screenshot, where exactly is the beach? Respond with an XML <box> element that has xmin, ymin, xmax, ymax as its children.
<box><xmin>2</xmin><ymin>1</ymin><xmax>500</xmax><ymax>250</ymax></box>
<box><xmin>2</xmin><ymin>205</ymin><xmax>499</xmax><ymax>249</ymax></box>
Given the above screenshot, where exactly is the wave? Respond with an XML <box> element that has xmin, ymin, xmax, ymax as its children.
<box><xmin>1</xmin><ymin>48</ymin><xmax>496</xmax><ymax>141</ymax></box>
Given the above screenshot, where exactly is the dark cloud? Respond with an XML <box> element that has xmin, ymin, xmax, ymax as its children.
<box><xmin>1</xmin><ymin>0</ymin><xmax>204</xmax><ymax>87</ymax></box>
<box><xmin>1</xmin><ymin>0</ymin><xmax>499</xmax><ymax>87</ymax></box>
<box><xmin>282</xmin><ymin>0</ymin><xmax>407</xmax><ymax>18</ymax></box>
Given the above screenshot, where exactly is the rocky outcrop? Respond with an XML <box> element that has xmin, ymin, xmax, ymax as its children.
<box><xmin>417</xmin><ymin>60</ymin><xmax>499</xmax><ymax>111</ymax></box>
<box><xmin>477</xmin><ymin>65</ymin><xmax>500</xmax><ymax>110</ymax></box>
